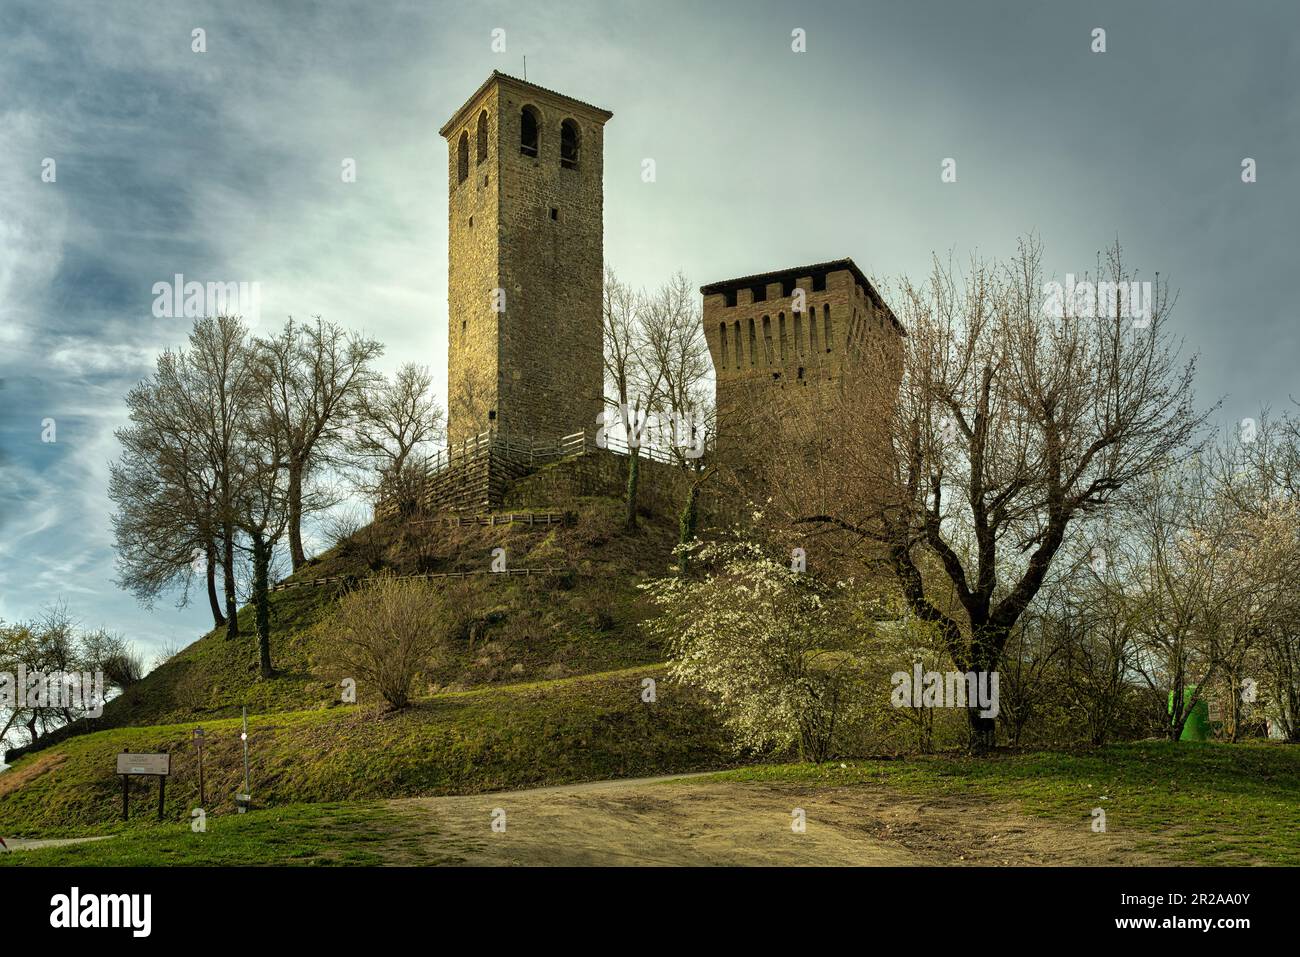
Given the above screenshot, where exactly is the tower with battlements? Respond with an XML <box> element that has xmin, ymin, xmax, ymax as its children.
<box><xmin>440</xmin><ymin>71</ymin><xmax>612</xmax><ymax>447</ymax></box>
<box><xmin>700</xmin><ymin>258</ymin><xmax>905</xmax><ymax>468</ymax></box>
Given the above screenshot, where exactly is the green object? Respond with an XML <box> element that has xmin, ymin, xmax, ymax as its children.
<box><xmin>1168</xmin><ymin>687</ymin><xmax>1211</xmax><ymax>741</ymax></box>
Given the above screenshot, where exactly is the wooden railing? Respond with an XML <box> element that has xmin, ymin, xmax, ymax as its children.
<box><xmin>414</xmin><ymin>430</ymin><xmax>588</xmax><ymax>478</ymax></box>
<box><xmin>409</xmin><ymin>511</ymin><xmax>572</xmax><ymax>528</ymax></box>
<box><xmin>271</xmin><ymin>565</ymin><xmax>578</xmax><ymax>593</ymax></box>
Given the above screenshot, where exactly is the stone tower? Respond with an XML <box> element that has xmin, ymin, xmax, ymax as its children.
<box><xmin>440</xmin><ymin>71</ymin><xmax>613</xmax><ymax>447</ymax></box>
<box><xmin>700</xmin><ymin>258</ymin><xmax>904</xmax><ymax>464</ymax></box>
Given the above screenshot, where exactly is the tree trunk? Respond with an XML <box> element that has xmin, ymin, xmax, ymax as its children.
<box><xmin>962</xmin><ymin>625</ymin><xmax>1004</xmax><ymax>752</ymax></box>
<box><xmin>1168</xmin><ymin>692</ymin><xmax>1189</xmax><ymax>742</ymax></box>
<box><xmin>677</xmin><ymin>479</ymin><xmax>700</xmax><ymax>573</ymax></box>
<box><xmin>1228</xmin><ymin>667</ymin><xmax>1241</xmax><ymax>743</ymax></box>
<box><xmin>624</xmin><ymin>451</ymin><xmax>640</xmax><ymax>531</ymax></box>
<box><xmin>287</xmin><ymin>462</ymin><xmax>306</xmax><ymax>571</ymax></box>
<box><xmin>205</xmin><ymin>540</ymin><xmax>226</xmax><ymax>628</ymax></box>
<box><xmin>251</xmin><ymin>530</ymin><xmax>274</xmax><ymax>678</ymax></box>
<box><xmin>222</xmin><ymin>524</ymin><xmax>239</xmax><ymax>639</ymax></box>
<box><xmin>967</xmin><ymin>709</ymin><xmax>997</xmax><ymax>751</ymax></box>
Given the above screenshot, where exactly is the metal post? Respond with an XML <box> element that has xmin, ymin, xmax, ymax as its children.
<box><xmin>121</xmin><ymin>774</ymin><xmax>129</xmax><ymax>821</ymax></box>
<box><xmin>158</xmin><ymin>775</ymin><xmax>165</xmax><ymax>822</ymax></box>
<box><xmin>241</xmin><ymin>706</ymin><xmax>250</xmax><ymax>802</ymax></box>
<box><xmin>194</xmin><ymin>727</ymin><xmax>205</xmax><ymax>805</ymax></box>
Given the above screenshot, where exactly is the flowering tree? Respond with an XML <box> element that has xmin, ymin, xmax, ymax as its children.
<box><xmin>642</xmin><ymin>538</ymin><xmax>866</xmax><ymax>761</ymax></box>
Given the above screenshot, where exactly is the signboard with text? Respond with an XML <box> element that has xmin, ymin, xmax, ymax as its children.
<box><xmin>116</xmin><ymin>753</ymin><xmax>170</xmax><ymax>776</ymax></box>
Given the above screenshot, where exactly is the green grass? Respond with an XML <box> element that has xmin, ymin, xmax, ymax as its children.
<box><xmin>0</xmin><ymin>666</ymin><xmax>732</xmax><ymax>838</ymax></box>
<box><xmin>714</xmin><ymin>741</ymin><xmax>1300</xmax><ymax>865</ymax></box>
<box><xmin>5</xmin><ymin>496</ymin><xmax>682</xmax><ymax>762</ymax></box>
<box><xmin>0</xmin><ymin>801</ymin><xmax>462</xmax><ymax>867</ymax></box>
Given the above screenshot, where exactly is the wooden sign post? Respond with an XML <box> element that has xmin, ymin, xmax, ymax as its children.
<box><xmin>193</xmin><ymin>727</ymin><xmax>206</xmax><ymax>805</ymax></box>
<box><xmin>116</xmin><ymin>752</ymin><xmax>170</xmax><ymax>822</ymax></box>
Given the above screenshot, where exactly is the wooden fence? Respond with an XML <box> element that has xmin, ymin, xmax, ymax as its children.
<box><xmin>409</xmin><ymin>511</ymin><xmax>571</xmax><ymax>528</ymax></box>
<box><xmin>270</xmin><ymin>565</ymin><xmax>579</xmax><ymax>593</ymax></box>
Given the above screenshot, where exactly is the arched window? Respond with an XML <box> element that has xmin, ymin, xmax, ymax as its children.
<box><xmin>476</xmin><ymin>111</ymin><xmax>489</xmax><ymax>164</ymax></box>
<box><xmin>761</xmin><ymin>315</ymin><xmax>773</xmax><ymax>366</ymax></box>
<box><xmin>823</xmin><ymin>304</ymin><xmax>832</xmax><ymax>352</ymax></box>
<box><xmin>560</xmin><ymin>119</ymin><xmax>580</xmax><ymax>169</ymax></box>
<box><xmin>793</xmin><ymin>313</ymin><xmax>803</xmax><ymax>357</ymax></box>
<box><xmin>733</xmin><ymin>321</ymin><xmax>742</xmax><ymax>368</ymax></box>
<box><xmin>719</xmin><ymin>323</ymin><xmax>728</xmax><ymax>369</ymax></box>
<box><xmin>747</xmin><ymin>318</ymin><xmax>757</xmax><ymax>367</ymax></box>
<box><xmin>520</xmin><ymin>106</ymin><xmax>539</xmax><ymax>157</ymax></box>
<box><xmin>778</xmin><ymin>313</ymin><xmax>787</xmax><ymax>363</ymax></box>
<box><xmin>808</xmin><ymin>310</ymin><xmax>819</xmax><ymax>356</ymax></box>
<box><xmin>456</xmin><ymin>131</ymin><xmax>469</xmax><ymax>183</ymax></box>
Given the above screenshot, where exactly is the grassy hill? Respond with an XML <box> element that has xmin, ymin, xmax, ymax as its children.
<box><xmin>0</xmin><ymin>489</ymin><xmax>740</xmax><ymax>835</ymax></box>
<box><xmin>0</xmin><ymin>666</ymin><xmax>731</xmax><ymax>837</ymax></box>
<box><xmin>13</xmin><ymin>495</ymin><xmax>682</xmax><ymax>745</ymax></box>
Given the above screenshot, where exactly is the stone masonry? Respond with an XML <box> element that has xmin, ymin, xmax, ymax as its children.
<box><xmin>700</xmin><ymin>259</ymin><xmax>905</xmax><ymax>466</ymax></box>
<box><xmin>440</xmin><ymin>72</ymin><xmax>612</xmax><ymax>447</ymax></box>
<box><xmin>418</xmin><ymin>78</ymin><xmax>904</xmax><ymax>519</ymax></box>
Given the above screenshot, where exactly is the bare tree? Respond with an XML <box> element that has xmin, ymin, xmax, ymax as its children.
<box><xmin>1213</xmin><ymin>413</ymin><xmax>1300</xmax><ymax>740</ymax></box>
<box><xmin>640</xmin><ymin>271</ymin><xmax>713</xmax><ymax>467</ymax></box>
<box><xmin>111</xmin><ymin>358</ymin><xmax>227</xmax><ymax>629</ymax></box>
<box><xmin>0</xmin><ymin>607</ymin><xmax>137</xmax><ymax>750</ymax></box>
<box><xmin>1114</xmin><ymin>459</ymin><xmax>1260</xmax><ymax>740</ymax></box>
<box><xmin>232</xmin><ymin>392</ymin><xmax>292</xmax><ymax>679</ymax></box>
<box><xmin>257</xmin><ymin>316</ymin><xmax>382</xmax><ymax>571</ymax></box>
<box><xmin>348</xmin><ymin>362</ymin><xmax>445</xmax><ymax>503</ymax></box>
<box><xmin>603</xmin><ymin>268</ymin><xmax>710</xmax><ymax>530</ymax></box>
<box><xmin>159</xmin><ymin>315</ymin><xmax>261</xmax><ymax>640</ymax></box>
<box><xmin>793</xmin><ymin>238</ymin><xmax>1210</xmax><ymax>749</ymax></box>
<box><xmin>602</xmin><ymin>268</ymin><xmax>662</xmax><ymax>529</ymax></box>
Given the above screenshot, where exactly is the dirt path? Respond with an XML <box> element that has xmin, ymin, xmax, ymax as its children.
<box><xmin>2</xmin><ymin>835</ymin><xmax>114</xmax><ymax>853</ymax></box>
<box><xmin>392</xmin><ymin>773</ymin><xmax>1158</xmax><ymax>866</ymax></box>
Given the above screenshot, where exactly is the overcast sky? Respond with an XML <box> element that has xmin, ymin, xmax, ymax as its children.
<box><xmin>1</xmin><ymin>0</ymin><xmax>1296</xmax><ymax>658</ymax></box>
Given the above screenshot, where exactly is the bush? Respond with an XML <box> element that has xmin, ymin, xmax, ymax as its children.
<box><xmin>323</xmin><ymin>574</ymin><xmax>448</xmax><ymax>709</ymax></box>
<box><xmin>642</xmin><ymin>539</ymin><xmax>869</xmax><ymax>762</ymax></box>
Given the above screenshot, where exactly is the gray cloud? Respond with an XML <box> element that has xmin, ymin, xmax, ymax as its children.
<box><xmin>0</xmin><ymin>0</ymin><xmax>1296</xmax><ymax>655</ymax></box>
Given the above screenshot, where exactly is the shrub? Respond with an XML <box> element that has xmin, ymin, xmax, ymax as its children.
<box><xmin>324</xmin><ymin>574</ymin><xmax>448</xmax><ymax>709</ymax></box>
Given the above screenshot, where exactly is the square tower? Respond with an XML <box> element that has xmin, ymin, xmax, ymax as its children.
<box><xmin>700</xmin><ymin>259</ymin><xmax>905</xmax><ymax>465</ymax></box>
<box><xmin>440</xmin><ymin>72</ymin><xmax>613</xmax><ymax>446</ymax></box>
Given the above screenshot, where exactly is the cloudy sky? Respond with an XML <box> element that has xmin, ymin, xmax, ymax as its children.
<box><xmin>0</xmin><ymin>0</ymin><xmax>1296</xmax><ymax>659</ymax></box>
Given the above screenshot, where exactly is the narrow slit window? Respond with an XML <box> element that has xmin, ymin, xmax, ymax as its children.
<box><xmin>748</xmin><ymin>318</ymin><xmax>757</xmax><ymax>367</ymax></box>
<box><xmin>778</xmin><ymin>313</ymin><xmax>787</xmax><ymax>363</ymax></box>
<box><xmin>824</xmin><ymin>304</ymin><xmax>832</xmax><ymax>352</ymax></box>
<box><xmin>719</xmin><ymin>323</ymin><xmax>729</xmax><ymax>369</ymax></box>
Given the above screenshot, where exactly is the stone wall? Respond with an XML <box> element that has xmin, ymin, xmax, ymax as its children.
<box><xmin>444</xmin><ymin>81</ymin><xmax>502</xmax><ymax>446</ymax></box>
<box><xmin>505</xmin><ymin>448</ymin><xmax>740</xmax><ymax>527</ymax></box>
<box><xmin>442</xmin><ymin>72</ymin><xmax>611</xmax><ymax>446</ymax></box>
<box><xmin>701</xmin><ymin>260</ymin><xmax>904</xmax><ymax>474</ymax></box>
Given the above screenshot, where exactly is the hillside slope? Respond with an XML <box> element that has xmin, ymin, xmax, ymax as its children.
<box><xmin>9</xmin><ymin>494</ymin><xmax>683</xmax><ymax>759</ymax></box>
<box><xmin>0</xmin><ymin>481</ymin><xmax>746</xmax><ymax>835</ymax></box>
<box><xmin>0</xmin><ymin>667</ymin><xmax>732</xmax><ymax>837</ymax></box>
